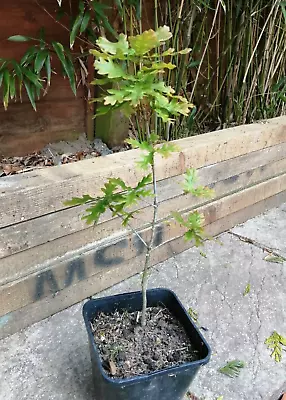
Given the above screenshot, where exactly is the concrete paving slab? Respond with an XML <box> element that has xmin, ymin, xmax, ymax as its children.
<box><xmin>231</xmin><ymin>203</ymin><xmax>286</xmax><ymax>258</ymax></box>
<box><xmin>0</xmin><ymin>205</ymin><xmax>285</xmax><ymax>400</ymax></box>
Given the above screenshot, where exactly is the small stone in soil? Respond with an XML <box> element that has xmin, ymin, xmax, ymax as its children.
<box><xmin>91</xmin><ymin>306</ymin><xmax>199</xmax><ymax>379</ymax></box>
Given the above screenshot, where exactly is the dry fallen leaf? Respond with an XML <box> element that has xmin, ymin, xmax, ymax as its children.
<box><xmin>3</xmin><ymin>164</ymin><xmax>21</xmax><ymax>175</ymax></box>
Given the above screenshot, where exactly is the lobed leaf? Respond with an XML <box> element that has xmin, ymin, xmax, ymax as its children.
<box><xmin>97</xmin><ymin>34</ymin><xmax>129</xmax><ymax>56</ymax></box>
<box><xmin>64</xmin><ymin>194</ymin><xmax>95</xmax><ymax>206</ymax></box>
<box><xmin>219</xmin><ymin>360</ymin><xmax>245</xmax><ymax>378</ymax></box>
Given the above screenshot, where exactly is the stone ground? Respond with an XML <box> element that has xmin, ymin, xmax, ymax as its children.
<box><xmin>0</xmin><ymin>204</ymin><xmax>286</xmax><ymax>400</ymax></box>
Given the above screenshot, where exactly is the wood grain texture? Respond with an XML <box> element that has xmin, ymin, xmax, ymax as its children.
<box><xmin>1</xmin><ymin>117</ymin><xmax>286</xmax><ymax>228</ymax></box>
<box><xmin>0</xmin><ymin>0</ymin><xmax>85</xmax><ymax>156</ymax></box>
<box><xmin>1</xmin><ymin>172</ymin><xmax>285</xmax><ymax>316</ymax></box>
<box><xmin>0</xmin><ymin>146</ymin><xmax>285</xmax><ymax>262</ymax></box>
<box><xmin>1</xmin><ymin>189</ymin><xmax>286</xmax><ymax>340</ymax></box>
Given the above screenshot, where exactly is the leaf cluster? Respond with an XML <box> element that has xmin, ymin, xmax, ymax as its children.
<box><xmin>4</xmin><ymin>0</ymin><xmax>116</xmax><ymax>110</ymax></box>
<box><xmin>90</xmin><ymin>26</ymin><xmax>193</xmax><ymax>123</ymax></box>
<box><xmin>265</xmin><ymin>331</ymin><xmax>286</xmax><ymax>362</ymax></box>
<box><xmin>6</xmin><ymin>33</ymin><xmax>76</xmax><ymax>110</ymax></box>
<box><xmin>219</xmin><ymin>360</ymin><xmax>245</xmax><ymax>378</ymax></box>
<box><xmin>65</xmin><ymin>174</ymin><xmax>153</xmax><ymax>226</ymax></box>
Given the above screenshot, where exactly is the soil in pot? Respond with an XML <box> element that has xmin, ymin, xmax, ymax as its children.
<box><xmin>90</xmin><ymin>305</ymin><xmax>200</xmax><ymax>379</ymax></box>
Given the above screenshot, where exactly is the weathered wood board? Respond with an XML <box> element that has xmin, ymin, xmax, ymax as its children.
<box><xmin>0</xmin><ymin>0</ymin><xmax>86</xmax><ymax>156</ymax></box>
<box><xmin>1</xmin><ymin>172</ymin><xmax>286</xmax><ymax>316</ymax></box>
<box><xmin>1</xmin><ymin>116</ymin><xmax>286</xmax><ymax>228</ymax></box>
<box><xmin>0</xmin><ymin>118</ymin><xmax>285</xmax><ymax>338</ymax></box>
<box><xmin>1</xmin><ymin>189</ymin><xmax>285</xmax><ymax>340</ymax></box>
<box><xmin>1</xmin><ymin>142</ymin><xmax>285</xmax><ymax>262</ymax></box>
<box><xmin>0</xmin><ymin>155</ymin><xmax>286</xmax><ymax>286</ymax></box>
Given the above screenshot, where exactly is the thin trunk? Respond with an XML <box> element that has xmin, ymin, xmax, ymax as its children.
<box><xmin>141</xmin><ymin>155</ymin><xmax>158</xmax><ymax>327</ymax></box>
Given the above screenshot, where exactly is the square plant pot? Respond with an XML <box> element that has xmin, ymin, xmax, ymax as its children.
<box><xmin>83</xmin><ymin>288</ymin><xmax>211</xmax><ymax>400</ymax></box>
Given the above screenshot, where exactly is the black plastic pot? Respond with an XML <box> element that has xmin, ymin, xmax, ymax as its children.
<box><xmin>83</xmin><ymin>288</ymin><xmax>211</xmax><ymax>400</ymax></box>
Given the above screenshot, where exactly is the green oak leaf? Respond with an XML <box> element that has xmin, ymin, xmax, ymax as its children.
<box><xmin>94</xmin><ymin>58</ymin><xmax>128</xmax><ymax>79</ymax></box>
<box><xmin>156</xmin><ymin>143</ymin><xmax>179</xmax><ymax>158</ymax></box>
<box><xmin>219</xmin><ymin>360</ymin><xmax>245</xmax><ymax>378</ymax></box>
<box><xmin>97</xmin><ymin>34</ymin><xmax>129</xmax><ymax>56</ymax></box>
<box><xmin>182</xmin><ymin>168</ymin><xmax>198</xmax><ymax>192</ymax></box>
<box><xmin>137</xmin><ymin>152</ymin><xmax>154</xmax><ymax>170</ymax></box>
<box><xmin>64</xmin><ymin>194</ymin><xmax>95</xmax><ymax>206</ymax></box>
<box><xmin>104</xmin><ymin>88</ymin><xmax>126</xmax><ymax>105</ymax></box>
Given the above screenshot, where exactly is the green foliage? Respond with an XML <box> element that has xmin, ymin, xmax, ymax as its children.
<box><xmin>219</xmin><ymin>360</ymin><xmax>245</xmax><ymax>378</ymax></box>
<box><xmin>3</xmin><ymin>0</ymin><xmax>117</xmax><ymax>109</ymax></box>
<box><xmin>90</xmin><ymin>27</ymin><xmax>193</xmax><ymax>128</ymax></box>
<box><xmin>265</xmin><ymin>331</ymin><xmax>286</xmax><ymax>362</ymax></box>
<box><xmin>243</xmin><ymin>283</ymin><xmax>251</xmax><ymax>296</ymax></box>
<box><xmin>182</xmin><ymin>169</ymin><xmax>214</xmax><ymax>198</ymax></box>
<box><xmin>66</xmin><ymin>174</ymin><xmax>153</xmax><ymax>226</ymax></box>
<box><xmin>0</xmin><ymin>54</ymin><xmax>45</xmax><ymax>110</ymax></box>
<box><xmin>65</xmin><ymin>27</ymin><xmax>213</xmax><ymax>328</ymax></box>
<box><xmin>172</xmin><ymin>211</ymin><xmax>205</xmax><ymax>246</ymax></box>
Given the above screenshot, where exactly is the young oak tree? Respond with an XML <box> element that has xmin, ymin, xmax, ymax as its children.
<box><xmin>66</xmin><ymin>26</ymin><xmax>213</xmax><ymax>327</ymax></box>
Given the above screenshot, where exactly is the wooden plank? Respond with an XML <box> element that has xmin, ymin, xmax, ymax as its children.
<box><xmin>0</xmin><ymin>0</ymin><xmax>85</xmax><ymax>157</ymax></box>
<box><xmin>0</xmin><ymin>151</ymin><xmax>285</xmax><ymax>271</ymax></box>
<box><xmin>3</xmin><ymin>117</ymin><xmax>286</xmax><ymax>194</ymax></box>
<box><xmin>1</xmin><ymin>189</ymin><xmax>285</xmax><ymax>340</ymax></box>
<box><xmin>1</xmin><ymin>158</ymin><xmax>286</xmax><ymax>284</ymax></box>
<box><xmin>1</xmin><ymin>172</ymin><xmax>285</xmax><ymax>316</ymax></box>
<box><xmin>1</xmin><ymin>117</ymin><xmax>286</xmax><ymax>227</ymax></box>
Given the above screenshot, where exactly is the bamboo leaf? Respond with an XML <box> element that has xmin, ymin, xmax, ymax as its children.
<box><xmin>80</xmin><ymin>11</ymin><xmax>91</xmax><ymax>33</ymax></box>
<box><xmin>11</xmin><ymin>61</ymin><xmax>23</xmax><ymax>81</ymax></box>
<box><xmin>8</xmin><ymin>35</ymin><xmax>31</xmax><ymax>42</ymax></box>
<box><xmin>52</xmin><ymin>42</ymin><xmax>76</xmax><ymax>95</ymax></box>
<box><xmin>23</xmin><ymin>80</ymin><xmax>37</xmax><ymax>111</ymax></box>
<box><xmin>70</xmin><ymin>12</ymin><xmax>84</xmax><ymax>48</ymax></box>
<box><xmin>9</xmin><ymin>75</ymin><xmax>16</xmax><ymax>99</ymax></box>
<box><xmin>45</xmin><ymin>54</ymin><xmax>51</xmax><ymax>86</ymax></box>
<box><xmin>3</xmin><ymin>69</ymin><xmax>10</xmax><ymax>110</ymax></box>
<box><xmin>34</xmin><ymin>50</ymin><xmax>48</xmax><ymax>73</ymax></box>
<box><xmin>22</xmin><ymin>67</ymin><xmax>42</xmax><ymax>89</ymax></box>
<box><xmin>0</xmin><ymin>71</ymin><xmax>4</xmax><ymax>87</ymax></box>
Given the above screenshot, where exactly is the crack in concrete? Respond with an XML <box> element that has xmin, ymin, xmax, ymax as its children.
<box><xmin>228</xmin><ymin>231</ymin><xmax>284</xmax><ymax>259</ymax></box>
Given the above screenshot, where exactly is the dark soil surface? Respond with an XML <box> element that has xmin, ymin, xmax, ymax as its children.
<box><xmin>91</xmin><ymin>306</ymin><xmax>199</xmax><ymax>379</ymax></box>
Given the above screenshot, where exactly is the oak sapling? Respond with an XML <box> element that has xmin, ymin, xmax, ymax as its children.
<box><xmin>65</xmin><ymin>26</ymin><xmax>214</xmax><ymax>327</ymax></box>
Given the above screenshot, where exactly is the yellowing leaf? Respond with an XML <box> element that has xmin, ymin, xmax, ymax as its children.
<box><xmin>178</xmin><ymin>48</ymin><xmax>192</xmax><ymax>54</ymax></box>
<box><xmin>155</xmin><ymin>25</ymin><xmax>172</xmax><ymax>42</ymax></box>
<box><xmin>162</xmin><ymin>48</ymin><xmax>175</xmax><ymax>56</ymax></box>
<box><xmin>142</xmin><ymin>62</ymin><xmax>176</xmax><ymax>71</ymax></box>
<box><xmin>129</xmin><ymin>30</ymin><xmax>160</xmax><ymax>55</ymax></box>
